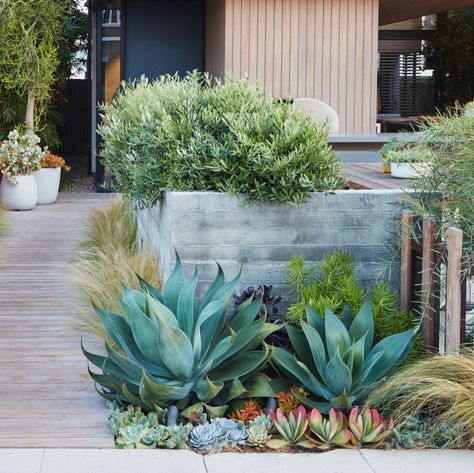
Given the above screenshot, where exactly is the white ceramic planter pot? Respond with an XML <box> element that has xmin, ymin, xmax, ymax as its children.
<box><xmin>0</xmin><ymin>174</ymin><xmax>38</xmax><ymax>210</ymax></box>
<box><xmin>391</xmin><ymin>163</ymin><xmax>429</xmax><ymax>179</ymax></box>
<box><xmin>34</xmin><ymin>167</ymin><xmax>61</xmax><ymax>205</ymax></box>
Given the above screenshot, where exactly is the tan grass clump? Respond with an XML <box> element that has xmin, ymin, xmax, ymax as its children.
<box><xmin>71</xmin><ymin>198</ymin><xmax>161</xmax><ymax>338</ymax></box>
<box><xmin>367</xmin><ymin>352</ymin><xmax>474</xmax><ymax>443</ymax></box>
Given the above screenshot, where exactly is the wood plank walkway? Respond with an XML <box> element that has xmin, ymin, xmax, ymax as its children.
<box><xmin>0</xmin><ymin>193</ymin><xmax>114</xmax><ymax>448</ymax></box>
<box><xmin>343</xmin><ymin>163</ymin><xmax>412</xmax><ymax>190</ymax></box>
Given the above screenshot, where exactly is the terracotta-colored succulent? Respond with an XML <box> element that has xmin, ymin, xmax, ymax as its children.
<box><xmin>230</xmin><ymin>399</ymin><xmax>264</xmax><ymax>425</ymax></box>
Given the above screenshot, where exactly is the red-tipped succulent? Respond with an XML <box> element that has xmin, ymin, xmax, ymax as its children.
<box><xmin>303</xmin><ymin>408</ymin><xmax>354</xmax><ymax>450</ymax></box>
<box><xmin>348</xmin><ymin>407</ymin><xmax>394</xmax><ymax>448</ymax></box>
<box><xmin>267</xmin><ymin>406</ymin><xmax>309</xmax><ymax>449</ymax></box>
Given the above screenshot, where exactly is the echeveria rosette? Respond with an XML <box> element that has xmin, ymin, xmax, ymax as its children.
<box><xmin>270</xmin><ymin>301</ymin><xmax>418</xmax><ymax>413</ymax></box>
<box><xmin>83</xmin><ymin>255</ymin><xmax>280</xmax><ymax>415</ymax></box>
<box><xmin>267</xmin><ymin>406</ymin><xmax>309</xmax><ymax>449</ymax></box>
<box><xmin>348</xmin><ymin>406</ymin><xmax>394</xmax><ymax>448</ymax></box>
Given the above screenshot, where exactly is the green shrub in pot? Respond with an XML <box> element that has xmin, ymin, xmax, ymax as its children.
<box><xmin>83</xmin><ymin>256</ymin><xmax>280</xmax><ymax>416</ymax></box>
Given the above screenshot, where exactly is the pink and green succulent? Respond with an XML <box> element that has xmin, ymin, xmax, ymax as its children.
<box><xmin>267</xmin><ymin>406</ymin><xmax>309</xmax><ymax>449</ymax></box>
<box><xmin>348</xmin><ymin>407</ymin><xmax>394</xmax><ymax>448</ymax></box>
<box><xmin>303</xmin><ymin>408</ymin><xmax>354</xmax><ymax>450</ymax></box>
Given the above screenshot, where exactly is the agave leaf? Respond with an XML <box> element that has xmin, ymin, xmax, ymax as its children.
<box><xmin>306</xmin><ymin>305</ymin><xmax>325</xmax><ymax>338</ymax></box>
<box><xmin>341</xmin><ymin>304</ymin><xmax>354</xmax><ymax>330</ymax></box>
<box><xmin>122</xmin><ymin>382</ymin><xmax>150</xmax><ymax>409</ymax></box>
<box><xmin>205</xmin><ymin>404</ymin><xmax>228</xmax><ymax>419</ymax></box>
<box><xmin>287</xmin><ymin>325</ymin><xmax>317</xmax><ymax>374</ymax></box>
<box><xmin>105</xmin><ymin>341</ymin><xmax>143</xmax><ymax>384</ymax></box>
<box><xmin>218</xmin><ymin>377</ymin><xmax>246</xmax><ymax>403</ymax></box>
<box><xmin>193</xmin><ymin>300</ymin><xmax>226</xmax><ymax>363</ymax></box>
<box><xmin>137</xmin><ymin>274</ymin><xmax>163</xmax><ymax>302</ymax></box>
<box><xmin>272</xmin><ymin>347</ymin><xmax>333</xmax><ymax>400</ymax></box>
<box><xmin>349</xmin><ymin>300</ymin><xmax>373</xmax><ymax>355</ymax></box>
<box><xmin>325</xmin><ymin>307</ymin><xmax>351</xmax><ymax>359</ymax></box>
<box><xmin>140</xmin><ymin>371</ymin><xmax>193</xmax><ymax>402</ymax></box>
<box><xmin>122</xmin><ymin>285</ymin><xmax>148</xmax><ymax>313</ymax></box>
<box><xmin>301</xmin><ymin>321</ymin><xmax>328</xmax><ymax>380</ymax></box>
<box><xmin>158</xmin><ymin>321</ymin><xmax>194</xmax><ymax>380</ymax></box>
<box><xmin>329</xmin><ymin>391</ymin><xmax>354</xmax><ymax>411</ymax></box>
<box><xmin>213</xmin><ymin>266</ymin><xmax>242</xmax><ymax>311</ymax></box>
<box><xmin>146</xmin><ymin>294</ymin><xmax>179</xmax><ymax>328</ymax></box>
<box><xmin>364</xmin><ymin>328</ymin><xmax>418</xmax><ymax>384</ymax></box>
<box><xmin>199</xmin><ymin>263</ymin><xmax>225</xmax><ymax>311</ymax></box>
<box><xmin>324</xmin><ymin>349</ymin><xmax>352</xmax><ymax>396</ymax></box>
<box><xmin>163</xmin><ymin>253</ymin><xmax>185</xmax><ymax>314</ymax></box>
<box><xmin>177</xmin><ymin>268</ymin><xmax>199</xmax><ymax>338</ymax></box>
<box><xmin>181</xmin><ymin>402</ymin><xmax>205</xmax><ymax>420</ymax></box>
<box><xmin>129</xmin><ymin>303</ymin><xmax>165</xmax><ymax>368</ymax></box>
<box><xmin>228</xmin><ymin>297</ymin><xmax>262</xmax><ymax>332</ymax></box>
<box><xmin>349</xmin><ymin>334</ymin><xmax>366</xmax><ymax>381</ymax></box>
<box><xmin>193</xmin><ymin>378</ymin><xmax>224</xmax><ymax>403</ymax></box>
<box><xmin>352</xmin><ymin>350</ymin><xmax>384</xmax><ymax>389</ymax></box>
<box><xmin>200</xmin><ymin>334</ymin><xmax>235</xmax><ymax>373</ymax></box>
<box><xmin>81</xmin><ymin>338</ymin><xmax>107</xmax><ymax>368</ymax></box>
<box><xmin>239</xmin><ymin>372</ymin><xmax>275</xmax><ymax>398</ymax></box>
<box><xmin>210</xmin><ymin>349</ymin><xmax>270</xmax><ymax>382</ymax></box>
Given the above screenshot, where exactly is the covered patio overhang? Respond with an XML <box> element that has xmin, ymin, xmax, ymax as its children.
<box><xmin>379</xmin><ymin>0</ymin><xmax>474</xmax><ymax>25</ymax></box>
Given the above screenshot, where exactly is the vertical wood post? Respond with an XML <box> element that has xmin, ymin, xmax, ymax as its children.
<box><xmin>421</xmin><ymin>217</ymin><xmax>437</xmax><ymax>350</ymax></box>
<box><xmin>446</xmin><ymin>227</ymin><xmax>463</xmax><ymax>353</ymax></box>
<box><xmin>400</xmin><ymin>210</ymin><xmax>413</xmax><ymax>312</ymax></box>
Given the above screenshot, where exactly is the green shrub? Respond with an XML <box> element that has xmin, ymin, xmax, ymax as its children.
<box><xmin>99</xmin><ymin>73</ymin><xmax>344</xmax><ymax>206</ymax></box>
<box><xmin>83</xmin><ymin>256</ymin><xmax>279</xmax><ymax>415</ymax></box>
<box><xmin>270</xmin><ymin>302</ymin><xmax>418</xmax><ymax>413</ymax></box>
<box><xmin>285</xmin><ymin>251</ymin><xmax>423</xmax><ymax>357</ymax></box>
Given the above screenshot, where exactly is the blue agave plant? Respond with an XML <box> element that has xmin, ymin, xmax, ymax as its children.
<box><xmin>83</xmin><ymin>256</ymin><xmax>280</xmax><ymax>415</ymax></box>
<box><xmin>271</xmin><ymin>302</ymin><xmax>418</xmax><ymax>413</ymax></box>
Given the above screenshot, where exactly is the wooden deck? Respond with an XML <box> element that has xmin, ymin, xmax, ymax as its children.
<box><xmin>0</xmin><ymin>193</ymin><xmax>114</xmax><ymax>448</ymax></box>
<box><xmin>342</xmin><ymin>163</ymin><xmax>412</xmax><ymax>190</ymax></box>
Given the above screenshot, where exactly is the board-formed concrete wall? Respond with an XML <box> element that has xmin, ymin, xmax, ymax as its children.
<box><xmin>136</xmin><ymin>190</ymin><xmax>406</xmax><ymax>301</ymax></box>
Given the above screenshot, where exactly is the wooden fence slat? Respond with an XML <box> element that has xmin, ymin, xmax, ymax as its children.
<box><xmin>400</xmin><ymin>210</ymin><xmax>413</xmax><ymax>312</ymax></box>
<box><xmin>446</xmin><ymin>227</ymin><xmax>463</xmax><ymax>353</ymax></box>
<box><xmin>421</xmin><ymin>217</ymin><xmax>437</xmax><ymax>350</ymax></box>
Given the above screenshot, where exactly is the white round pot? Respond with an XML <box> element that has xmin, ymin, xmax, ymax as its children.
<box><xmin>0</xmin><ymin>174</ymin><xmax>38</xmax><ymax>211</ymax></box>
<box><xmin>391</xmin><ymin>163</ymin><xmax>429</xmax><ymax>179</ymax></box>
<box><xmin>34</xmin><ymin>167</ymin><xmax>61</xmax><ymax>205</ymax></box>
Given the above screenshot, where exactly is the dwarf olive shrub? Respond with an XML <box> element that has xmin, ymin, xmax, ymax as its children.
<box><xmin>99</xmin><ymin>73</ymin><xmax>343</xmax><ymax>206</ymax></box>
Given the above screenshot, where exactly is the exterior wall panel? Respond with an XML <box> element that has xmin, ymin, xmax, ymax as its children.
<box><xmin>207</xmin><ymin>0</ymin><xmax>379</xmax><ymax>134</ymax></box>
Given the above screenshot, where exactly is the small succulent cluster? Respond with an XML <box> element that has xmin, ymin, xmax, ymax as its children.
<box><xmin>0</xmin><ymin>130</ymin><xmax>45</xmax><ymax>182</ymax></box>
<box><xmin>190</xmin><ymin>418</ymin><xmax>247</xmax><ymax>453</ymax></box>
<box><xmin>107</xmin><ymin>401</ymin><xmax>191</xmax><ymax>449</ymax></box>
<box><xmin>383</xmin><ymin>415</ymin><xmax>469</xmax><ymax>450</ymax></box>
<box><xmin>245</xmin><ymin>414</ymin><xmax>275</xmax><ymax>449</ymax></box>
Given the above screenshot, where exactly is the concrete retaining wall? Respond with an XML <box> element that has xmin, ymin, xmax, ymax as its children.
<box><xmin>136</xmin><ymin>190</ymin><xmax>406</xmax><ymax>300</ymax></box>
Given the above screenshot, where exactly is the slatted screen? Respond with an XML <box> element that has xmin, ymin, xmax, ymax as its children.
<box><xmin>378</xmin><ymin>52</ymin><xmax>425</xmax><ymax>116</ymax></box>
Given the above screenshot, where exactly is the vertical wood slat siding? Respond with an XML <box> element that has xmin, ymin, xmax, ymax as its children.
<box><xmin>212</xmin><ymin>0</ymin><xmax>378</xmax><ymax>134</ymax></box>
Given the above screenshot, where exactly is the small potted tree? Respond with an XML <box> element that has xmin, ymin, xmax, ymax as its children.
<box><xmin>0</xmin><ymin>130</ymin><xmax>44</xmax><ymax>210</ymax></box>
<box><xmin>34</xmin><ymin>151</ymin><xmax>70</xmax><ymax>205</ymax></box>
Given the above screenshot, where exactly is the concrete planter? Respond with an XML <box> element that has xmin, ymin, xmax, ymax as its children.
<box><xmin>136</xmin><ymin>190</ymin><xmax>408</xmax><ymax>299</ymax></box>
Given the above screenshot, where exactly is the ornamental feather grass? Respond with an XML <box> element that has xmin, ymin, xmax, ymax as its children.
<box><xmin>366</xmin><ymin>352</ymin><xmax>474</xmax><ymax>445</ymax></box>
<box><xmin>71</xmin><ymin>198</ymin><xmax>160</xmax><ymax>338</ymax></box>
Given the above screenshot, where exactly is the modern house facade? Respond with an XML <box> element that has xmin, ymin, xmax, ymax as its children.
<box><xmin>88</xmin><ymin>0</ymin><xmax>473</xmax><ymax>183</ymax></box>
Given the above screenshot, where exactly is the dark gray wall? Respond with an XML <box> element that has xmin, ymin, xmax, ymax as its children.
<box><xmin>125</xmin><ymin>0</ymin><xmax>204</xmax><ymax>80</ymax></box>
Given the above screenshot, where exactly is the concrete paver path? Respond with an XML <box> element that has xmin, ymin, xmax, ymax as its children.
<box><xmin>1</xmin><ymin>449</ymin><xmax>473</xmax><ymax>473</ymax></box>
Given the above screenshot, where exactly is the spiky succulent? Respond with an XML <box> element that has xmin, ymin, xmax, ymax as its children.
<box><xmin>83</xmin><ymin>256</ymin><xmax>279</xmax><ymax>414</ymax></box>
<box><xmin>348</xmin><ymin>407</ymin><xmax>394</xmax><ymax>448</ymax></box>
<box><xmin>267</xmin><ymin>407</ymin><xmax>309</xmax><ymax>449</ymax></box>
<box><xmin>271</xmin><ymin>302</ymin><xmax>418</xmax><ymax>413</ymax></box>
<box><xmin>303</xmin><ymin>408</ymin><xmax>353</xmax><ymax>450</ymax></box>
